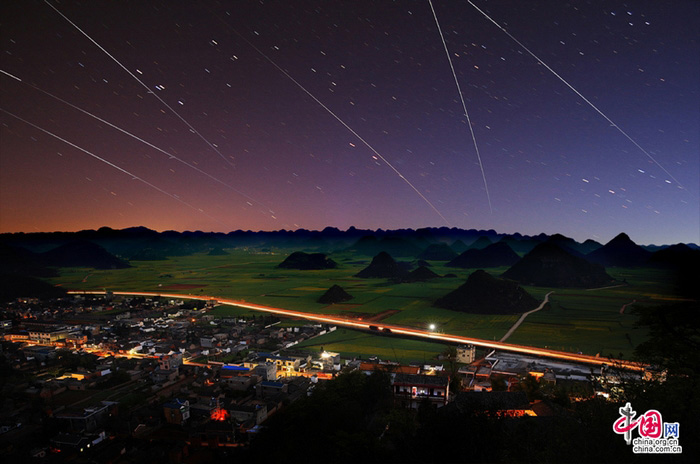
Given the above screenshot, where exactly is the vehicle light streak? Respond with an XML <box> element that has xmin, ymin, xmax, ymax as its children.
<box><xmin>69</xmin><ymin>290</ymin><xmax>646</xmax><ymax>372</ymax></box>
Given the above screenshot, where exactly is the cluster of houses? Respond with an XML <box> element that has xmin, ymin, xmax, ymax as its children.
<box><xmin>1</xmin><ymin>294</ymin><xmax>332</xmax><ymax>366</ymax></box>
<box><xmin>0</xmin><ymin>294</ymin><xmax>639</xmax><ymax>460</ymax></box>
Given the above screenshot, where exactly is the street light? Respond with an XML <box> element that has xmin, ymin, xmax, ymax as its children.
<box><xmin>429</xmin><ymin>324</ymin><xmax>436</xmax><ymax>331</ymax></box>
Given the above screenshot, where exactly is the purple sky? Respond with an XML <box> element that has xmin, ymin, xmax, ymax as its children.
<box><xmin>1</xmin><ymin>0</ymin><xmax>698</xmax><ymax>245</ymax></box>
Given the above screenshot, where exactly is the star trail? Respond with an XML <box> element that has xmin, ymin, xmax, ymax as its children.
<box><xmin>1</xmin><ymin>0</ymin><xmax>697</xmax><ymax>245</ymax></box>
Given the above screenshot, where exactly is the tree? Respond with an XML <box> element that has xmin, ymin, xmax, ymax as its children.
<box><xmin>441</xmin><ymin>345</ymin><xmax>461</xmax><ymax>392</ymax></box>
<box><xmin>632</xmin><ymin>302</ymin><xmax>700</xmax><ymax>376</ymax></box>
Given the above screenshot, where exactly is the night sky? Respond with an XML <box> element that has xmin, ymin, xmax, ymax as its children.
<box><xmin>1</xmin><ymin>1</ymin><xmax>698</xmax><ymax>245</ymax></box>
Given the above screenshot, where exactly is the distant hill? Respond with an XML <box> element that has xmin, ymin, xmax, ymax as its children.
<box><xmin>347</xmin><ymin>235</ymin><xmax>422</xmax><ymax>257</ymax></box>
<box><xmin>468</xmin><ymin>236</ymin><xmax>494</xmax><ymax>250</ymax></box>
<box><xmin>547</xmin><ymin>234</ymin><xmax>588</xmax><ymax>257</ymax></box>
<box><xmin>498</xmin><ymin>236</ymin><xmax>539</xmax><ymax>255</ymax></box>
<box><xmin>42</xmin><ymin>241</ymin><xmax>131</xmax><ymax>269</ymax></box>
<box><xmin>278</xmin><ymin>252</ymin><xmax>337</xmax><ymax>270</ymax></box>
<box><xmin>451</xmin><ymin>240</ymin><xmax>468</xmax><ymax>254</ymax></box>
<box><xmin>502</xmin><ymin>241</ymin><xmax>613</xmax><ymax>288</ymax></box>
<box><xmin>318</xmin><ymin>285</ymin><xmax>353</xmax><ymax>304</ymax></box>
<box><xmin>377</xmin><ymin>236</ymin><xmax>420</xmax><ymax>256</ymax></box>
<box><xmin>647</xmin><ymin>243</ymin><xmax>700</xmax><ymax>269</ymax></box>
<box><xmin>434</xmin><ymin>270</ymin><xmax>538</xmax><ymax>314</ymax></box>
<box><xmin>0</xmin><ymin>273</ymin><xmax>67</xmax><ymax>302</ymax></box>
<box><xmin>586</xmin><ymin>233</ymin><xmax>651</xmax><ymax>267</ymax></box>
<box><xmin>647</xmin><ymin>244</ymin><xmax>700</xmax><ymax>299</ymax></box>
<box><xmin>580</xmin><ymin>239</ymin><xmax>603</xmax><ymax>255</ymax></box>
<box><xmin>4</xmin><ymin>226</ymin><xmax>687</xmax><ymax>259</ymax></box>
<box><xmin>347</xmin><ymin>235</ymin><xmax>380</xmax><ymax>255</ymax></box>
<box><xmin>0</xmin><ymin>243</ymin><xmax>57</xmax><ymax>277</ymax></box>
<box><xmin>355</xmin><ymin>252</ymin><xmax>407</xmax><ymax>279</ymax></box>
<box><xmin>446</xmin><ymin>241</ymin><xmax>520</xmax><ymax>269</ymax></box>
<box><xmin>123</xmin><ymin>235</ymin><xmax>202</xmax><ymax>260</ymax></box>
<box><xmin>418</xmin><ymin>243</ymin><xmax>457</xmax><ymax>261</ymax></box>
<box><xmin>402</xmin><ymin>266</ymin><xmax>440</xmax><ymax>283</ymax></box>
<box><xmin>128</xmin><ymin>248</ymin><xmax>168</xmax><ymax>261</ymax></box>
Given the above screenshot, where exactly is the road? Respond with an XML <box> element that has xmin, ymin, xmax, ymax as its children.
<box><xmin>499</xmin><ymin>291</ymin><xmax>553</xmax><ymax>342</ymax></box>
<box><xmin>69</xmin><ymin>290</ymin><xmax>646</xmax><ymax>372</ymax></box>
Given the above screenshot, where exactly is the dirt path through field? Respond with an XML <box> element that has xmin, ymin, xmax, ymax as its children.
<box><xmin>499</xmin><ymin>291</ymin><xmax>554</xmax><ymax>342</ymax></box>
<box><xmin>620</xmin><ymin>299</ymin><xmax>637</xmax><ymax>314</ymax></box>
<box><xmin>585</xmin><ymin>284</ymin><xmax>626</xmax><ymax>291</ymax></box>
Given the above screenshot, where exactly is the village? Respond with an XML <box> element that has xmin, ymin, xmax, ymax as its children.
<box><xmin>1</xmin><ymin>293</ymin><xmax>639</xmax><ymax>461</ymax></box>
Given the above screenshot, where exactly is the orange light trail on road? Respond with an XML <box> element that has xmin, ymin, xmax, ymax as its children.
<box><xmin>69</xmin><ymin>290</ymin><xmax>646</xmax><ymax>372</ymax></box>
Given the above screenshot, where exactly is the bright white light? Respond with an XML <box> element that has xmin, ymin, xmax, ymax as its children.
<box><xmin>429</xmin><ymin>324</ymin><xmax>436</xmax><ymax>331</ymax></box>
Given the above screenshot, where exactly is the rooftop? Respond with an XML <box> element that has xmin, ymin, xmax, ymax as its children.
<box><xmin>392</xmin><ymin>373</ymin><xmax>449</xmax><ymax>387</ymax></box>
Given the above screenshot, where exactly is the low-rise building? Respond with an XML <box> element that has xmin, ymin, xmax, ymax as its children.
<box><xmin>228</xmin><ymin>402</ymin><xmax>267</xmax><ymax>426</ymax></box>
<box><xmin>261</xmin><ymin>353</ymin><xmax>301</xmax><ymax>377</ymax></box>
<box><xmin>28</xmin><ymin>327</ymin><xmax>72</xmax><ymax>344</ymax></box>
<box><xmin>253</xmin><ymin>361</ymin><xmax>277</xmax><ymax>381</ymax></box>
<box><xmin>54</xmin><ymin>402</ymin><xmax>113</xmax><ymax>433</ymax></box>
<box><xmin>456</xmin><ymin>344</ymin><xmax>476</xmax><ymax>364</ymax></box>
<box><xmin>163</xmin><ymin>399</ymin><xmax>191</xmax><ymax>425</ymax></box>
<box><xmin>392</xmin><ymin>373</ymin><xmax>450</xmax><ymax>409</ymax></box>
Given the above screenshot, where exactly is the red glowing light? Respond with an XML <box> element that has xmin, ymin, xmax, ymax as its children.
<box><xmin>210</xmin><ymin>408</ymin><xmax>229</xmax><ymax>421</ymax></box>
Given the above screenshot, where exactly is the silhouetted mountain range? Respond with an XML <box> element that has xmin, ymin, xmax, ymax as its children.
<box><xmin>1</xmin><ymin>226</ymin><xmax>695</xmax><ymax>288</ymax></box>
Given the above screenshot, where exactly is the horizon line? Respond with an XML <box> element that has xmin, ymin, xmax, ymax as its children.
<box><xmin>0</xmin><ymin>225</ymin><xmax>696</xmax><ymax>247</ymax></box>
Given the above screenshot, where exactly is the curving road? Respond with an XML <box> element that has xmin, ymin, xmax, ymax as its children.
<box><xmin>499</xmin><ymin>291</ymin><xmax>553</xmax><ymax>342</ymax></box>
<box><xmin>69</xmin><ymin>290</ymin><xmax>646</xmax><ymax>372</ymax></box>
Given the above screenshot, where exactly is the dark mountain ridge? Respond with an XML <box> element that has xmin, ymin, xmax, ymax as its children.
<box><xmin>355</xmin><ymin>252</ymin><xmax>408</xmax><ymax>279</ymax></box>
<box><xmin>318</xmin><ymin>285</ymin><xmax>353</xmax><ymax>304</ymax></box>
<box><xmin>502</xmin><ymin>241</ymin><xmax>613</xmax><ymax>288</ymax></box>
<box><xmin>418</xmin><ymin>243</ymin><xmax>458</xmax><ymax>261</ymax></box>
<box><xmin>447</xmin><ymin>241</ymin><xmax>520</xmax><ymax>269</ymax></box>
<box><xmin>435</xmin><ymin>270</ymin><xmax>538</xmax><ymax>314</ymax></box>
<box><xmin>586</xmin><ymin>233</ymin><xmax>651</xmax><ymax>267</ymax></box>
<box><xmin>278</xmin><ymin>252</ymin><xmax>337</xmax><ymax>270</ymax></box>
<box><xmin>42</xmin><ymin>240</ymin><xmax>131</xmax><ymax>270</ymax></box>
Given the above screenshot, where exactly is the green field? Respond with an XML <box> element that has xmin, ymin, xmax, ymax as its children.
<box><xmin>50</xmin><ymin>250</ymin><xmax>686</xmax><ymax>359</ymax></box>
<box><xmin>292</xmin><ymin>327</ymin><xmax>447</xmax><ymax>365</ymax></box>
